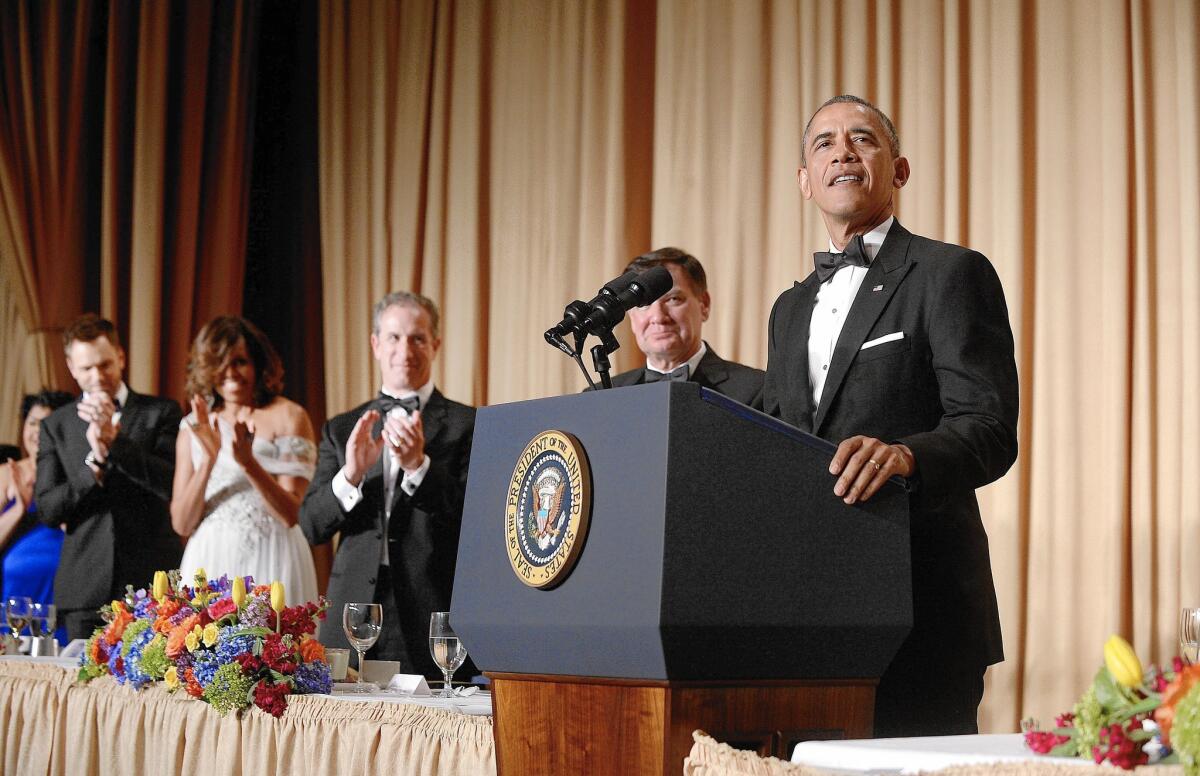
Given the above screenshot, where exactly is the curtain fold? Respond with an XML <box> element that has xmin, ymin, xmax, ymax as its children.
<box><xmin>0</xmin><ymin>0</ymin><xmax>260</xmax><ymax>436</ymax></box>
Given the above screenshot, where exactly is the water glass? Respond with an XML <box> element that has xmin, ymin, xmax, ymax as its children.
<box><xmin>342</xmin><ymin>603</ymin><xmax>383</xmax><ymax>691</ymax></box>
<box><xmin>429</xmin><ymin>611</ymin><xmax>468</xmax><ymax>698</ymax></box>
<box><xmin>30</xmin><ymin>603</ymin><xmax>55</xmax><ymax>638</ymax></box>
<box><xmin>1181</xmin><ymin>608</ymin><xmax>1200</xmax><ymax>665</ymax></box>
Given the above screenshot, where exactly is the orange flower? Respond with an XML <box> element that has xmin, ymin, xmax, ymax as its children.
<box><xmin>1155</xmin><ymin>663</ymin><xmax>1200</xmax><ymax>744</ymax></box>
<box><xmin>183</xmin><ymin>667</ymin><xmax>204</xmax><ymax>698</ymax></box>
<box><xmin>103</xmin><ymin>604</ymin><xmax>134</xmax><ymax>646</ymax></box>
<box><xmin>253</xmin><ymin>584</ymin><xmax>272</xmax><ymax>596</ymax></box>
<box><xmin>154</xmin><ymin>600</ymin><xmax>183</xmax><ymax>634</ymax></box>
<box><xmin>89</xmin><ymin>637</ymin><xmax>106</xmax><ymax>664</ymax></box>
<box><xmin>299</xmin><ymin>637</ymin><xmax>325</xmax><ymax>663</ymax></box>
<box><xmin>165</xmin><ymin>614</ymin><xmax>200</xmax><ymax>659</ymax></box>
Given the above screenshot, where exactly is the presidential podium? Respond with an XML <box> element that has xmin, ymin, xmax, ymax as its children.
<box><xmin>452</xmin><ymin>382</ymin><xmax>911</xmax><ymax>775</ymax></box>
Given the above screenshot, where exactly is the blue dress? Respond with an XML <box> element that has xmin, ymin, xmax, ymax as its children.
<box><xmin>1</xmin><ymin>508</ymin><xmax>68</xmax><ymax>644</ymax></box>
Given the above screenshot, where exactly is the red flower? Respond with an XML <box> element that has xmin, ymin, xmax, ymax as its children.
<box><xmin>207</xmin><ymin>597</ymin><xmax>237</xmax><ymax>621</ymax></box>
<box><xmin>261</xmin><ymin>633</ymin><xmax>298</xmax><ymax>674</ymax></box>
<box><xmin>253</xmin><ymin>681</ymin><xmax>290</xmax><ymax>717</ymax></box>
<box><xmin>1092</xmin><ymin>720</ymin><xmax>1149</xmax><ymax>769</ymax></box>
<box><xmin>1025</xmin><ymin>730</ymin><xmax>1070</xmax><ymax>754</ymax></box>
<box><xmin>235</xmin><ymin>653</ymin><xmax>264</xmax><ymax>674</ymax></box>
<box><xmin>278</xmin><ymin>602</ymin><xmax>322</xmax><ymax>639</ymax></box>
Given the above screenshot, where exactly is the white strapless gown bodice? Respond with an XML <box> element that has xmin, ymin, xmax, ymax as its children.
<box><xmin>179</xmin><ymin>415</ymin><xmax>319</xmax><ymax>605</ymax></box>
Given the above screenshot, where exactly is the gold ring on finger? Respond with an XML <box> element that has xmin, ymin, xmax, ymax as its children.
<box><xmin>869</xmin><ymin>459</ymin><xmax>882</xmax><ymax>471</ymax></box>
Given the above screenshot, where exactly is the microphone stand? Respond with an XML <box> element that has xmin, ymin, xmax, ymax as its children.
<box><xmin>589</xmin><ymin>327</ymin><xmax>620</xmax><ymax>390</ymax></box>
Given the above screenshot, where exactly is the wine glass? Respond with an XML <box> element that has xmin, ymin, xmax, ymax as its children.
<box><xmin>5</xmin><ymin>597</ymin><xmax>32</xmax><ymax>639</ymax></box>
<box><xmin>30</xmin><ymin>603</ymin><xmax>55</xmax><ymax>639</ymax></box>
<box><xmin>429</xmin><ymin>611</ymin><xmax>468</xmax><ymax>699</ymax></box>
<box><xmin>1181</xmin><ymin>608</ymin><xmax>1200</xmax><ymax>665</ymax></box>
<box><xmin>342</xmin><ymin>603</ymin><xmax>383</xmax><ymax>691</ymax></box>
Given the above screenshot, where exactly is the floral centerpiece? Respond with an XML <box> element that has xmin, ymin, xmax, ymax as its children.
<box><xmin>77</xmin><ymin>570</ymin><xmax>331</xmax><ymax>717</ymax></box>
<box><xmin>1023</xmin><ymin>634</ymin><xmax>1200</xmax><ymax>771</ymax></box>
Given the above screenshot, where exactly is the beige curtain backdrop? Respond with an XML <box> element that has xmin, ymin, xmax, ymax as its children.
<box><xmin>328</xmin><ymin>0</ymin><xmax>1197</xmax><ymax>733</ymax></box>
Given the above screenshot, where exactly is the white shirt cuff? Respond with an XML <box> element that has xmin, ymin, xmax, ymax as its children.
<box><xmin>400</xmin><ymin>455</ymin><xmax>431</xmax><ymax>496</ymax></box>
<box><xmin>332</xmin><ymin>467</ymin><xmax>364</xmax><ymax>511</ymax></box>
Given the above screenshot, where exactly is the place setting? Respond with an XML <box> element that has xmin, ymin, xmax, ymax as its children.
<box><xmin>329</xmin><ymin>604</ymin><xmax>489</xmax><ymax>713</ymax></box>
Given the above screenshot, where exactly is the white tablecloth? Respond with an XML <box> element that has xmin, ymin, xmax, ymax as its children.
<box><xmin>791</xmin><ymin>734</ymin><xmax>1092</xmax><ymax>774</ymax></box>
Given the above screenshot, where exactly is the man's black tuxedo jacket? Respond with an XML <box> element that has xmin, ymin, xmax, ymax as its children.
<box><xmin>35</xmin><ymin>391</ymin><xmax>182</xmax><ymax>611</ymax></box>
<box><xmin>608</xmin><ymin>345</ymin><xmax>765</xmax><ymax>409</ymax></box>
<box><xmin>300</xmin><ymin>389</ymin><xmax>474</xmax><ymax>678</ymax></box>
<box><xmin>762</xmin><ymin>220</ymin><xmax>1018</xmax><ymax>671</ymax></box>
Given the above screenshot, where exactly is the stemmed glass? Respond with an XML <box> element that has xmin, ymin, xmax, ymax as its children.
<box><xmin>429</xmin><ymin>611</ymin><xmax>468</xmax><ymax>699</ymax></box>
<box><xmin>1180</xmin><ymin>608</ymin><xmax>1200</xmax><ymax>665</ymax></box>
<box><xmin>5</xmin><ymin>597</ymin><xmax>32</xmax><ymax>640</ymax></box>
<box><xmin>342</xmin><ymin>603</ymin><xmax>383</xmax><ymax>691</ymax></box>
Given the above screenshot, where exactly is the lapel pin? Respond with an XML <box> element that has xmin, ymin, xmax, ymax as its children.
<box><xmin>872</xmin><ymin>284</ymin><xmax>884</xmax><ymax>292</ymax></box>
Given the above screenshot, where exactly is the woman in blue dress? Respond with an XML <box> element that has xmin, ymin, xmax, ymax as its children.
<box><xmin>0</xmin><ymin>390</ymin><xmax>74</xmax><ymax>644</ymax></box>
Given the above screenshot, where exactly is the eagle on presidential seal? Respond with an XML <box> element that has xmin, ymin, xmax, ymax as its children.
<box><xmin>528</xmin><ymin>468</ymin><xmax>566</xmax><ymax>551</ymax></box>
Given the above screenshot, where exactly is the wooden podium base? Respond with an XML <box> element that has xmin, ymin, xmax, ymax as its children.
<box><xmin>487</xmin><ymin>672</ymin><xmax>876</xmax><ymax>776</ymax></box>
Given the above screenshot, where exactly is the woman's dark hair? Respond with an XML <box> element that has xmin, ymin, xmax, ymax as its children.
<box><xmin>20</xmin><ymin>390</ymin><xmax>74</xmax><ymax>423</ymax></box>
<box><xmin>184</xmin><ymin>316</ymin><xmax>284</xmax><ymax>409</ymax></box>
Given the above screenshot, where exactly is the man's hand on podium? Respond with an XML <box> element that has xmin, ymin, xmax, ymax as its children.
<box><xmin>829</xmin><ymin>435</ymin><xmax>915</xmax><ymax>505</ymax></box>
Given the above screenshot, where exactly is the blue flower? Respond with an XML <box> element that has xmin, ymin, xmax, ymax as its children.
<box><xmin>293</xmin><ymin>661</ymin><xmax>332</xmax><ymax>695</ymax></box>
<box><xmin>215</xmin><ymin>627</ymin><xmax>258</xmax><ymax>664</ymax></box>
<box><xmin>108</xmin><ymin>640</ymin><xmax>125</xmax><ymax>681</ymax></box>
<box><xmin>192</xmin><ymin>650</ymin><xmax>220</xmax><ymax>688</ymax></box>
<box><xmin>123</xmin><ymin>626</ymin><xmax>159</xmax><ymax>689</ymax></box>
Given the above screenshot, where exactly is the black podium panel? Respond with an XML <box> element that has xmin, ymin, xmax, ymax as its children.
<box><xmin>452</xmin><ymin>382</ymin><xmax>911</xmax><ymax>681</ymax></box>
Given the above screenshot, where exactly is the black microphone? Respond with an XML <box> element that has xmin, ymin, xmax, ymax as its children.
<box><xmin>545</xmin><ymin>271</ymin><xmax>641</xmax><ymax>344</ymax></box>
<box><xmin>580</xmin><ymin>266</ymin><xmax>673</xmax><ymax>333</ymax></box>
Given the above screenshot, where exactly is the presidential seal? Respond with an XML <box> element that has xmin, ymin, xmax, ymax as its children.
<box><xmin>505</xmin><ymin>430</ymin><xmax>592</xmax><ymax>588</ymax></box>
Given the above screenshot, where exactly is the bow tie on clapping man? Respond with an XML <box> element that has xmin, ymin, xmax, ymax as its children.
<box><xmin>813</xmin><ymin>233</ymin><xmax>871</xmax><ymax>284</ymax></box>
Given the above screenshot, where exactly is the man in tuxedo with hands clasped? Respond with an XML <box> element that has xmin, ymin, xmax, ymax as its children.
<box><xmin>300</xmin><ymin>292</ymin><xmax>475</xmax><ymax>681</ymax></box>
<box><xmin>762</xmin><ymin>95</ymin><xmax>1019</xmax><ymax>736</ymax></box>
<box><xmin>36</xmin><ymin>314</ymin><xmax>182</xmax><ymax>640</ymax></box>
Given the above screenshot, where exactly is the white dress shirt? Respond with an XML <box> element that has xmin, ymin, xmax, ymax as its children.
<box><xmin>330</xmin><ymin>379</ymin><xmax>435</xmax><ymax>566</ymax></box>
<box><xmin>807</xmin><ymin>217</ymin><xmax>893</xmax><ymax>407</ymax></box>
<box><xmin>645</xmin><ymin>341</ymin><xmax>707</xmax><ymax>379</ymax></box>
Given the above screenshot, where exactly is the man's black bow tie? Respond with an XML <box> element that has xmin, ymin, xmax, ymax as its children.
<box><xmin>813</xmin><ymin>233</ymin><xmax>870</xmax><ymax>283</ymax></box>
<box><xmin>644</xmin><ymin>364</ymin><xmax>689</xmax><ymax>383</ymax></box>
<box><xmin>376</xmin><ymin>394</ymin><xmax>419</xmax><ymax>415</ymax></box>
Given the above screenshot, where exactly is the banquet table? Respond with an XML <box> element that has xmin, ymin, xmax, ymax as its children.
<box><xmin>0</xmin><ymin>656</ymin><xmax>496</xmax><ymax>776</ymax></box>
<box><xmin>789</xmin><ymin>733</ymin><xmax>1184</xmax><ymax>775</ymax></box>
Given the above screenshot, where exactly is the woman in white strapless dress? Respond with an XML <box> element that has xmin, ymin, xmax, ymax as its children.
<box><xmin>170</xmin><ymin>317</ymin><xmax>318</xmax><ymax>605</ymax></box>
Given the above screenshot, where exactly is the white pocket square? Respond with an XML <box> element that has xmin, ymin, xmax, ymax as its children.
<box><xmin>861</xmin><ymin>331</ymin><xmax>904</xmax><ymax>350</ymax></box>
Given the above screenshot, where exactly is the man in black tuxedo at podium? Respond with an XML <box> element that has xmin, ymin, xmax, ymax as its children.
<box><xmin>300</xmin><ymin>292</ymin><xmax>475</xmax><ymax>681</ymax></box>
<box><xmin>606</xmin><ymin>248</ymin><xmax>764</xmax><ymax>408</ymax></box>
<box><xmin>762</xmin><ymin>95</ymin><xmax>1018</xmax><ymax>737</ymax></box>
<box><xmin>36</xmin><ymin>314</ymin><xmax>182</xmax><ymax>640</ymax></box>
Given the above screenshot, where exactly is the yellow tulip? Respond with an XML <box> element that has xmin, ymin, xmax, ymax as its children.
<box><xmin>1104</xmin><ymin>634</ymin><xmax>1144</xmax><ymax>688</ymax></box>
<box><xmin>270</xmin><ymin>581</ymin><xmax>286</xmax><ymax>613</ymax></box>
<box><xmin>232</xmin><ymin>576</ymin><xmax>246</xmax><ymax>609</ymax></box>
<box><xmin>164</xmin><ymin>666</ymin><xmax>179</xmax><ymax>690</ymax></box>
<box><xmin>153</xmin><ymin>570</ymin><xmax>168</xmax><ymax>602</ymax></box>
<box><xmin>202</xmin><ymin>623</ymin><xmax>220</xmax><ymax>648</ymax></box>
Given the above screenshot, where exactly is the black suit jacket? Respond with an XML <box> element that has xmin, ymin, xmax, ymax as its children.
<box><xmin>608</xmin><ymin>344</ymin><xmax>765</xmax><ymax>408</ymax></box>
<box><xmin>763</xmin><ymin>220</ymin><xmax>1018</xmax><ymax>671</ymax></box>
<box><xmin>300</xmin><ymin>389</ymin><xmax>475</xmax><ymax>678</ymax></box>
<box><xmin>35</xmin><ymin>390</ymin><xmax>182</xmax><ymax>611</ymax></box>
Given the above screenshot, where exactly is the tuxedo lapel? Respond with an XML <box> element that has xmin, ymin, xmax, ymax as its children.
<box><xmin>812</xmin><ymin>222</ymin><xmax>915</xmax><ymax>434</ymax></box>
<box><xmin>692</xmin><ymin>347</ymin><xmax>729</xmax><ymax>389</ymax></box>
<box><xmin>788</xmin><ymin>276</ymin><xmax>821</xmax><ymax>432</ymax></box>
